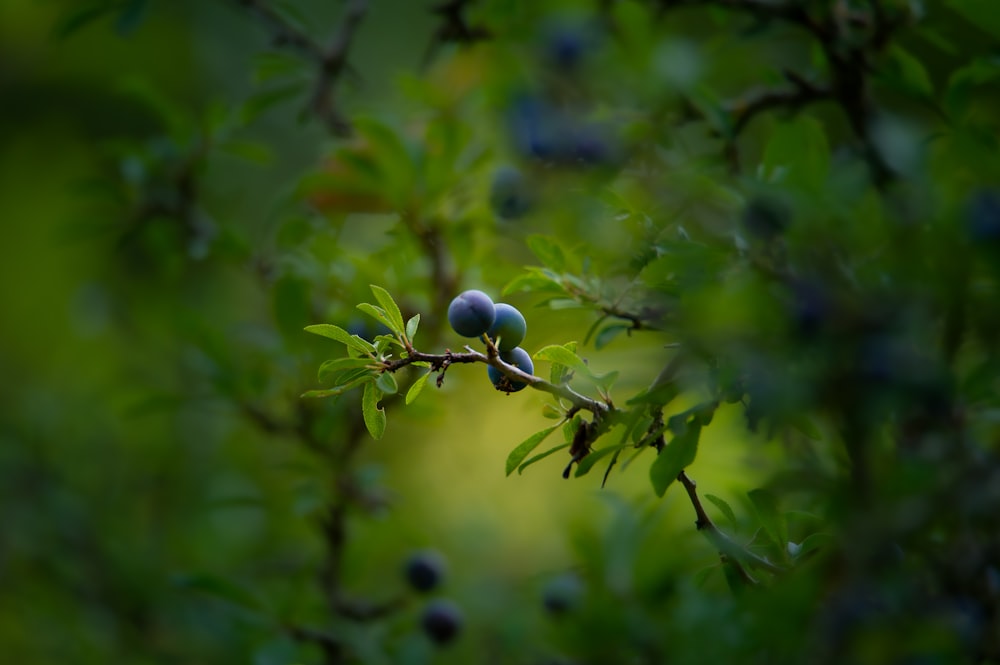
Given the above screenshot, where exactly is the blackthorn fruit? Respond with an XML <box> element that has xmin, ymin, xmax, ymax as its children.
<box><xmin>421</xmin><ymin>598</ymin><xmax>463</xmax><ymax>645</ymax></box>
<box><xmin>448</xmin><ymin>290</ymin><xmax>496</xmax><ymax>337</ymax></box>
<box><xmin>403</xmin><ymin>550</ymin><xmax>447</xmax><ymax>593</ymax></box>
<box><xmin>488</xmin><ymin>346</ymin><xmax>534</xmax><ymax>393</ymax></box>
<box><xmin>967</xmin><ymin>189</ymin><xmax>1000</xmax><ymax>242</ymax></box>
<box><xmin>487</xmin><ymin>303</ymin><xmax>527</xmax><ymax>351</ymax></box>
<box><xmin>489</xmin><ymin>165</ymin><xmax>534</xmax><ymax>220</ymax></box>
<box><xmin>542</xmin><ymin>573</ymin><xmax>584</xmax><ymax>615</ymax></box>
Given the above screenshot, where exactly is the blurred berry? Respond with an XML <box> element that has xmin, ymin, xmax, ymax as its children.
<box><xmin>542</xmin><ymin>573</ymin><xmax>584</xmax><ymax>615</ymax></box>
<box><xmin>403</xmin><ymin>550</ymin><xmax>447</xmax><ymax>593</ymax></box>
<box><xmin>421</xmin><ymin>598</ymin><xmax>463</xmax><ymax>645</ymax></box>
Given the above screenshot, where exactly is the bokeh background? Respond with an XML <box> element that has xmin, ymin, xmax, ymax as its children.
<box><xmin>3</xmin><ymin>1</ymin><xmax>1000</xmax><ymax>663</ymax></box>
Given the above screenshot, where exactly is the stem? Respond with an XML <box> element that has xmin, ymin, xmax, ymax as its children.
<box><xmin>678</xmin><ymin>471</ymin><xmax>786</xmax><ymax>576</ymax></box>
<box><xmin>381</xmin><ymin>349</ymin><xmax>610</xmax><ymax>416</ymax></box>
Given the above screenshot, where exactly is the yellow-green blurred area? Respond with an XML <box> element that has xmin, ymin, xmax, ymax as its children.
<box><xmin>3</xmin><ymin>0</ymin><xmax>1000</xmax><ymax>663</ymax></box>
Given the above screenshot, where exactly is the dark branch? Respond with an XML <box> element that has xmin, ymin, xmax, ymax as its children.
<box><xmin>234</xmin><ymin>0</ymin><xmax>369</xmax><ymax>136</ymax></box>
<box><xmin>678</xmin><ymin>470</ymin><xmax>786</xmax><ymax>576</ymax></box>
<box><xmin>382</xmin><ymin>347</ymin><xmax>610</xmax><ymax>416</ymax></box>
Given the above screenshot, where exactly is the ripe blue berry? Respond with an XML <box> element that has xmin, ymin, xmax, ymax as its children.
<box><xmin>487</xmin><ymin>303</ymin><xmax>527</xmax><ymax>351</ymax></box>
<box><xmin>448</xmin><ymin>290</ymin><xmax>496</xmax><ymax>338</ymax></box>
<box><xmin>488</xmin><ymin>346</ymin><xmax>534</xmax><ymax>393</ymax></box>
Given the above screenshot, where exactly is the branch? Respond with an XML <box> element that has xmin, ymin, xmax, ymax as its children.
<box><xmin>382</xmin><ymin>346</ymin><xmax>610</xmax><ymax>416</ymax></box>
<box><xmin>726</xmin><ymin>71</ymin><xmax>832</xmax><ymax>138</ymax></box>
<box><xmin>677</xmin><ymin>470</ymin><xmax>786</xmax><ymax>576</ymax></box>
<box><xmin>235</xmin><ymin>0</ymin><xmax>369</xmax><ymax>136</ymax></box>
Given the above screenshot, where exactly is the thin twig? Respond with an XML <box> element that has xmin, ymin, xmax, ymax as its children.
<box><xmin>677</xmin><ymin>470</ymin><xmax>786</xmax><ymax>576</ymax></box>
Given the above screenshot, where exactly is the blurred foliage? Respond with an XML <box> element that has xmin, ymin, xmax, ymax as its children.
<box><xmin>2</xmin><ymin>0</ymin><xmax>1000</xmax><ymax>663</ymax></box>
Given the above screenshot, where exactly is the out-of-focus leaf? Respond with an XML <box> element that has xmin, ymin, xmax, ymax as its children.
<box><xmin>595</xmin><ymin>324</ymin><xmax>630</xmax><ymax>349</ymax></box>
<box><xmin>527</xmin><ymin>235</ymin><xmax>568</xmax><ymax>272</ymax></box>
<box><xmin>704</xmin><ymin>493</ymin><xmax>738</xmax><ymax>527</ymax></box>
<box><xmin>506</xmin><ymin>424</ymin><xmax>561</xmax><ymax>476</ymax></box>
<box><xmin>747</xmin><ymin>488</ymin><xmax>788</xmax><ymax>553</ymax></box>
<box><xmin>885</xmin><ymin>45</ymin><xmax>934</xmax><ymax>97</ymax></box>
<box><xmin>502</xmin><ymin>270</ymin><xmax>565</xmax><ymax>296</ymax></box>
<box><xmin>174</xmin><ymin>573</ymin><xmax>264</xmax><ymax>613</ymax></box>
<box><xmin>762</xmin><ymin>116</ymin><xmax>830</xmax><ymax>192</ymax></box>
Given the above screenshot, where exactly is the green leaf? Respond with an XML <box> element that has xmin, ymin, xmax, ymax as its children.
<box><xmin>502</xmin><ymin>270</ymin><xmax>565</xmax><ymax>296</ymax></box>
<box><xmin>376</xmin><ymin>372</ymin><xmax>398</xmax><ymax>395</ymax></box>
<box><xmin>517</xmin><ymin>442</ymin><xmax>571</xmax><ymax>475</ymax></box>
<box><xmin>405</xmin><ymin>370</ymin><xmax>431</xmax><ymax>405</ymax></box>
<box><xmin>362</xmin><ymin>381</ymin><xmax>386</xmax><ymax>440</ymax></box>
<box><xmin>649</xmin><ymin>422</ymin><xmax>701</xmax><ymax>497</ymax></box>
<box><xmin>533</xmin><ymin>345</ymin><xmax>594</xmax><ymax>378</ymax></box>
<box><xmin>301</xmin><ymin>386</ymin><xmax>352</xmax><ymax>399</ymax></box>
<box><xmin>574</xmin><ymin>443</ymin><xmax>629</xmax><ymax>478</ymax></box>
<box><xmin>318</xmin><ymin>357</ymin><xmax>376</xmax><ymax>382</ymax></box>
<box><xmin>356</xmin><ymin>303</ymin><xmax>396</xmax><ymax>334</ymax></box>
<box><xmin>505</xmin><ymin>424</ymin><xmax>561</xmax><ymax>476</ymax></box>
<box><xmin>704</xmin><ymin>493</ymin><xmax>738</xmax><ymax>527</ymax></box>
<box><xmin>747</xmin><ymin>488</ymin><xmax>787</xmax><ymax>552</ymax></box>
<box><xmin>405</xmin><ymin>313</ymin><xmax>420</xmax><ymax>342</ymax></box>
<box><xmin>304</xmin><ymin>324</ymin><xmax>376</xmax><ymax>355</ymax></box>
<box><xmin>526</xmin><ymin>234</ymin><xmax>568</xmax><ymax>272</ymax></box>
<box><xmin>370</xmin><ymin>285</ymin><xmax>405</xmax><ymax>335</ymax></box>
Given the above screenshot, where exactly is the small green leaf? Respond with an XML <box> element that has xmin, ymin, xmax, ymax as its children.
<box><xmin>649</xmin><ymin>422</ymin><xmax>701</xmax><ymax>497</ymax></box>
<box><xmin>534</xmin><ymin>345</ymin><xmax>594</xmax><ymax>378</ymax></box>
<box><xmin>356</xmin><ymin>303</ymin><xmax>396</xmax><ymax>334</ymax></box>
<box><xmin>704</xmin><ymin>493</ymin><xmax>738</xmax><ymax>527</ymax></box>
<box><xmin>502</xmin><ymin>270</ymin><xmax>565</xmax><ymax>296</ymax></box>
<box><xmin>518</xmin><ymin>442</ymin><xmax>571</xmax><ymax>475</ymax></box>
<box><xmin>370</xmin><ymin>285</ymin><xmax>406</xmax><ymax>335</ymax></box>
<box><xmin>541</xmin><ymin>403</ymin><xmax>564</xmax><ymax>419</ymax></box>
<box><xmin>405</xmin><ymin>370</ymin><xmax>431</xmax><ymax>405</ymax></box>
<box><xmin>747</xmin><ymin>488</ymin><xmax>787</xmax><ymax>552</ymax></box>
<box><xmin>797</xmin><ymin>532</ymin><xmax>832</xmax><ymax>558</ymax></box>
<box><xmin>376</xmin><ymin>372</ymin><xmax>398</xmax><ymax>395</ymax></box>
<box><xmin>318</xmin><ymin>357</ymin><xmax>376</xmax><ymax>382</ymax></box>
<box><xmin>574</xmin><ymin>444</ymin><xmax>629</xmax><ymax>478</ymax></box>
<box><xmin>304</xmin><ymin>324</ymin><xmax>376</xmax><ymax>355</ymax></box>
<box><xmin>362</xmin><ymin>381</ymin><xmax>386</xmax><ymax>440</ymax></box>
<box><xmin>405</xmin><ymin>313</ymin><xmax>420</xmax><ymax>342</ymax></box>
<box><xmin>506</xmin><ymin>424</ymin><xmax>561</xmax><ymax>476</ymax></box>
<box><xmin>526</xmin><ymin>234</ymin><xmax>568</xmax><ymax>271</ymax></box>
